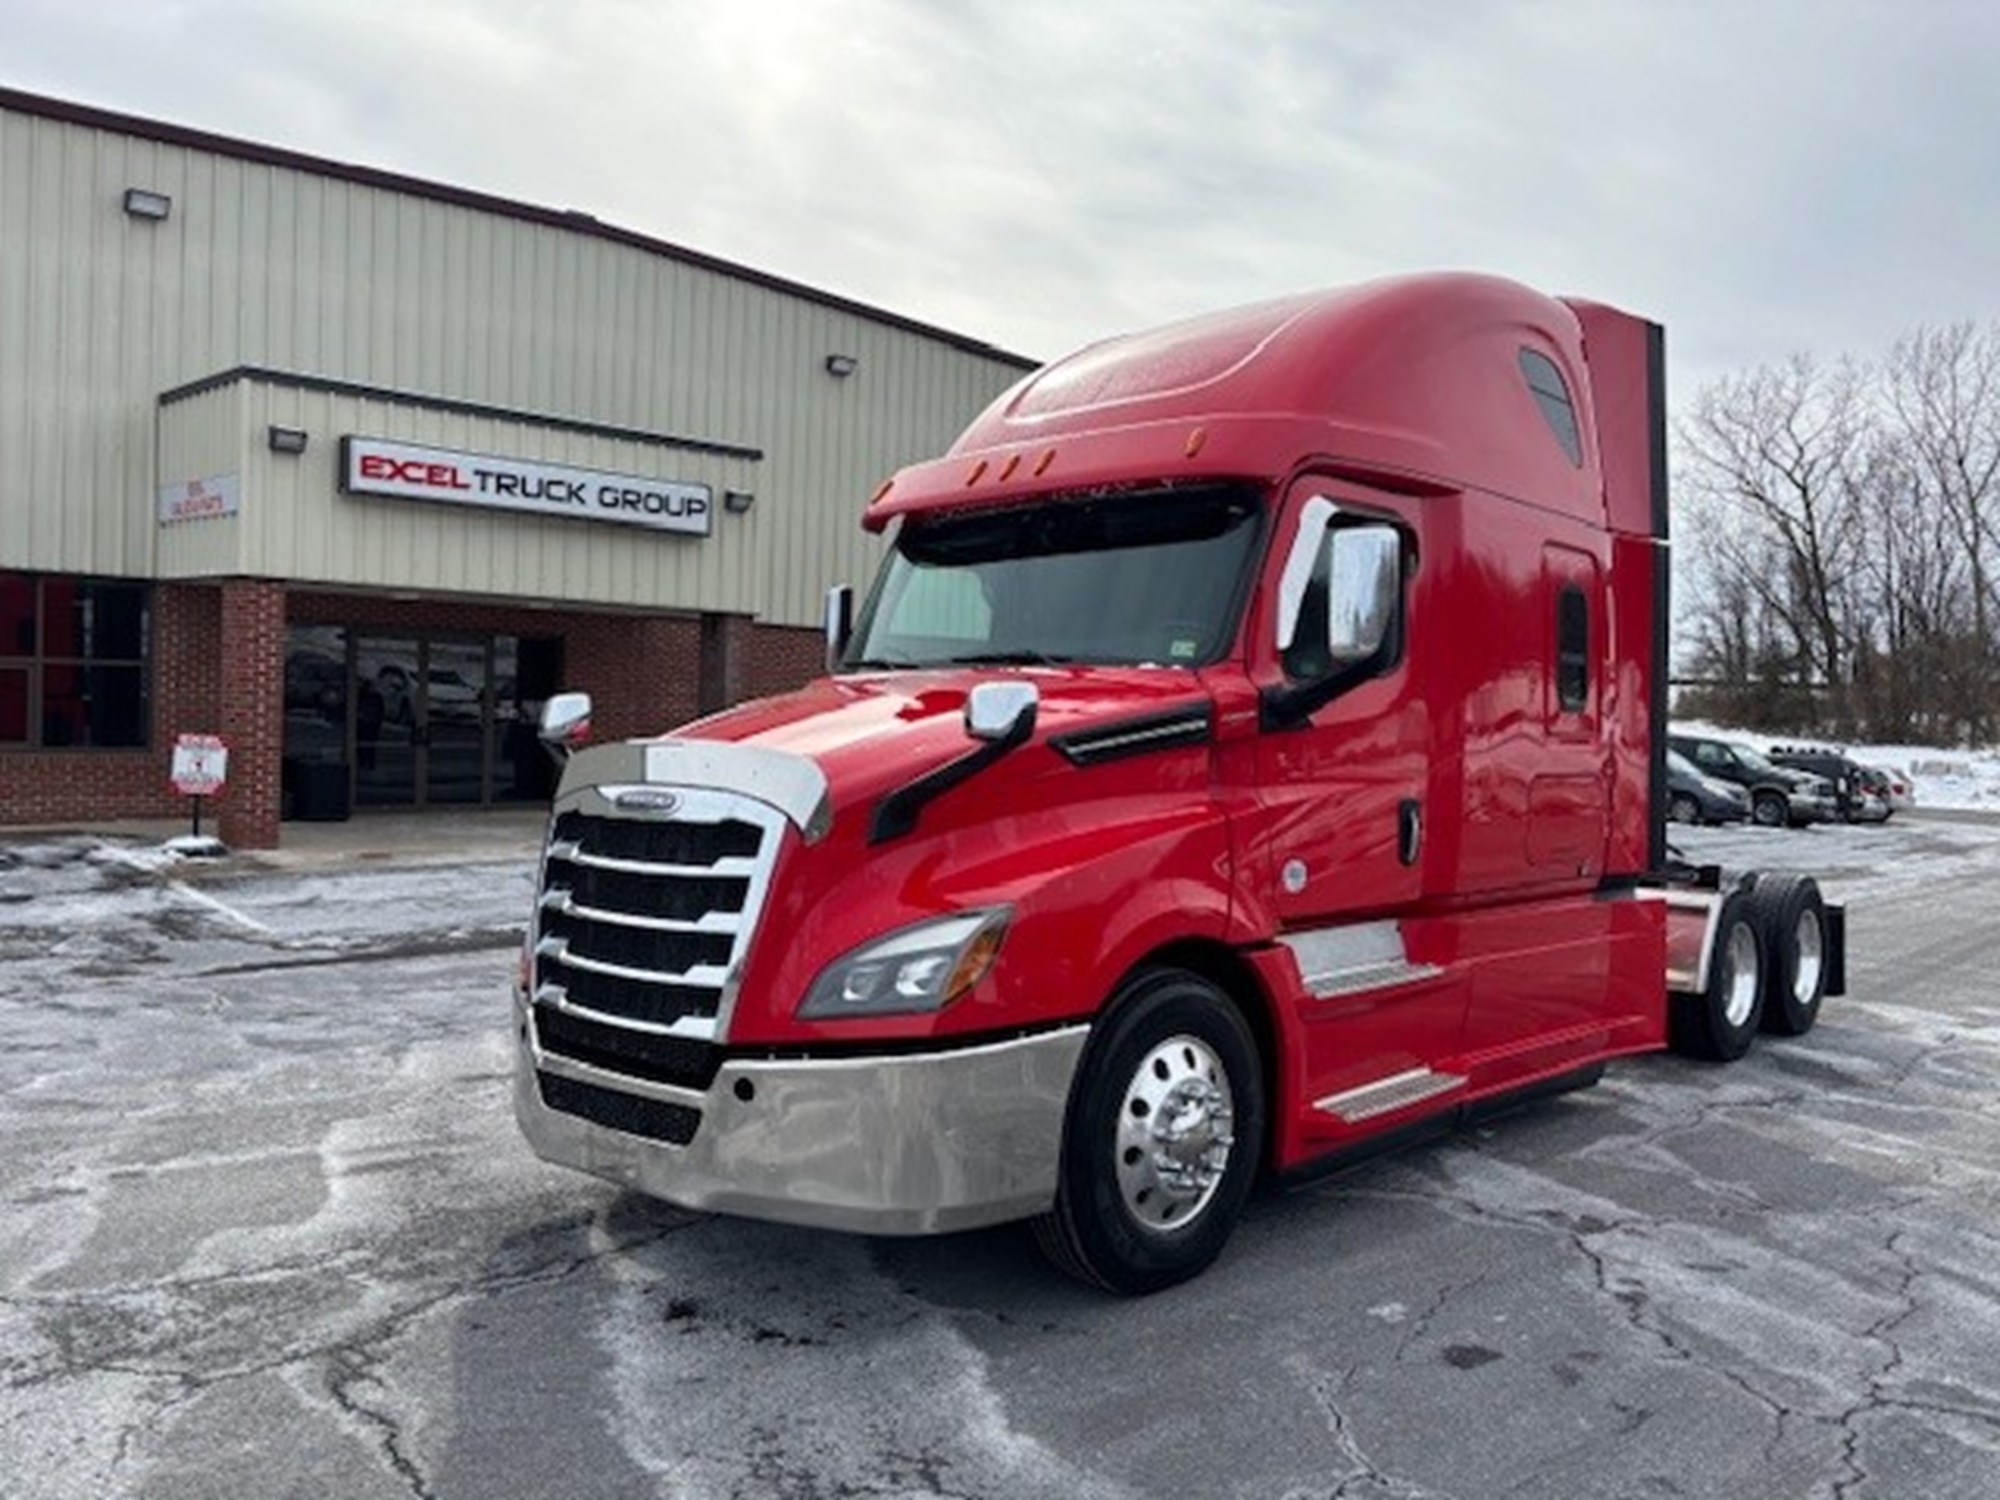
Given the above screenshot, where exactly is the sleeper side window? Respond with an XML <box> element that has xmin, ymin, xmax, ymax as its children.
<box><xmin>1556</xmin><ymin>584</ymin><xmax>1588</xmax><ymax>712</ymax></box>
<box><xmin>1519</xmin><ymin>349</ymin><xmax>1583</xmax><ymax>467</ymax></box>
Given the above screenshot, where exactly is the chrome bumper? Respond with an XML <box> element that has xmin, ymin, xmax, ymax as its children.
<box><xmin>514</xmin><ymin>992</ymin><xmax>1088</xmax><ymax>1235</ymax></box>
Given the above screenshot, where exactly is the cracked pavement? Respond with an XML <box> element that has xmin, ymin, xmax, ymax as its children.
<box><xmin>3</xmin><ymin>814</ymin><xmax>1999</xmax><ymax>1498</ymax></box>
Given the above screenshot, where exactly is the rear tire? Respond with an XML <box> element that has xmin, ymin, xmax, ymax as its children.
<box><xmin>1751</xmin><ymin>791</ymin><xmax>1787</xmax><ymax>828</ymax></box>
<box><xmin>1032</xmin><ymin>968</ymin><xmax>1263</xmax><ymax>1295</ymax></box>
<box><xmin>1668</xmin><ymin>792</ymin><xmax>1701</xmax><ymax>825</ymax></box>
<box><xmin>1670</xmin><ymin>889</ymin><xmax>1767</xmax><ymax>1061</ymax></box>
<box><xmin>1748</xmin><ymin>874</ymin><xmax>1828</xmax><ymax>1035</ymax></box>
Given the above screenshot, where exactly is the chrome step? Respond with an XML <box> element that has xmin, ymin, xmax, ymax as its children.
<box><xmin>1313</xmin><ymin>1067</ymin><xmax>1467</xmax><ymax>1124</ymax></box>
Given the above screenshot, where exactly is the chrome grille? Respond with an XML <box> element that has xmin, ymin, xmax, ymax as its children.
<box><xmin>533</xmin><ymin>790</ymin><xmax>785</xmax><ymax>1074</ymax></box>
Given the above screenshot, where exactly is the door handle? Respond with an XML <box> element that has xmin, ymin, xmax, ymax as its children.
<box><xmin>1398</xmin><ymin>799</ymin><xmax>1422</xmax><ymax>866</ymax></box>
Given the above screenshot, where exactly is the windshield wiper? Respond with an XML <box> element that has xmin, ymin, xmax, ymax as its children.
<box><xmin>844</xmin><ymin>656</ymin><xmax>919</xmax><ymax>671</ymax></box>
<box><xmin>943</xmin><ymin>649</ymin><xmax>1079</xmax><ymax>667</ymax></box>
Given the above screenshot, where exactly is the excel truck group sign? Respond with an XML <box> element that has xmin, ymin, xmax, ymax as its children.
<box><xmin>339</xmin><ymin>438</ymin><xmax>712</xmax><ymax>536</ymax></box>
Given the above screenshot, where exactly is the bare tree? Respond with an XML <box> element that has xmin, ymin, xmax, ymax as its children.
<box><xmin>1883</xmin><ymin>323</ymin><xmax>2000</xmax><ymax>742</ymax></box>
<box><xmin>1677</xmin><ymin>354</ymin><xmax>1869</xmax><ymax>734</ymax></box>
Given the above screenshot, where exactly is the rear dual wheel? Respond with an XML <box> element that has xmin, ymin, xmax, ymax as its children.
<box><xmin>1670</xmin><ymin>875</ymin><xmax>1829</xmax><ymax>1061</ymax></box>
<box><xmin>1747</xmin><ymin>874</ymin><xmax>1828</xmax><ymax>1035</ymax></box>
<box><xmin>1033</xmin><ymin>968</ymin><xmax>1264</xmax><ymax>1295</ymax></box>
<box><xmin>1671</xmin><ymin>889</ymin><xmax>1767</xmax><ymax>1060</ymax></box>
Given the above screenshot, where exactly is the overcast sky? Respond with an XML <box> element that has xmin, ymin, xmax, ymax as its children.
<box><xmin>6</xmin><ymin>0</ymin><xmax>2000</xmax><ymax>400</ymax></box>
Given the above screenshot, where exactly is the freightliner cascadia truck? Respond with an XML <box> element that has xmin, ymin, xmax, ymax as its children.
<box><xmin>514</xmin><ymin>272</ymin><xmax>1844</xmax><ymax>1293</ymax></box>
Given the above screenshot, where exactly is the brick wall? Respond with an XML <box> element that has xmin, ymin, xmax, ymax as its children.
<box><xmin>568</xmin><ymin>613</ymin><xmax>704</xmax><ymax>740</ymax></box>
<box><xmin>289</xmin><ymin>592</ymin><xmax>587</xmax><ymax>635</ymax></box>
<box><xmin>748</xmin><ymin>624</ymin><xmax>825</xmax><ymax>702</ymax></box>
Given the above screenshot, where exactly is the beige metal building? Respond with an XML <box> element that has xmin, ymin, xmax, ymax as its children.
<box><xmin>0</xmin><ymin>87</ymin><xmax>1035</xmax><ymax>846</ymax></box>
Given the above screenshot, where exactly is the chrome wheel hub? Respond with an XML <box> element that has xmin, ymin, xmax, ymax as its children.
<box><xmin>1115</xmin><ymin>1035</ymin><xmax>1235</xmax><ymax>1231</ymax></box>
<box><xmin>1793</xmin><ymin>908</ymin><xmax>1824</xmax><ymax>1003</ymax></box>
<box><xmin>1723</xmin><ymin>921</ymin><xmax>1761</xmax><ymax>1027</ymax></box>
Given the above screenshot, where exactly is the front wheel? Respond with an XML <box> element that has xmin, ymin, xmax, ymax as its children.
<box><xmin>1033</xmin><ymin>969</ymin><xmax>1264</xmax><ymax>1295</ymax></box>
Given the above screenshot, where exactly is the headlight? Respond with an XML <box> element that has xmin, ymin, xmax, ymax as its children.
<box><xmin>798</xmin><ymin>909</ymin><xmax>1011</xmax><ymax>1019</ymax></box>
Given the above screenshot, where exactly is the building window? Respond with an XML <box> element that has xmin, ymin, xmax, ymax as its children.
<box><xmin>0</xmin><ymin>573</ymin><xmax>151</xmax><ymax>748</ymax></box>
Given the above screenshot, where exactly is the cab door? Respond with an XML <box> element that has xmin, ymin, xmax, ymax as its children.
<box><xmin>1246</xmin><ymin>480</ymin><xmax>1464</xmax><ymax>1137</ymax></box>
<box><xmin>1251</xmin><ymin>483</ymin><xmax>1428</xmax><ymax>926</ymax></box>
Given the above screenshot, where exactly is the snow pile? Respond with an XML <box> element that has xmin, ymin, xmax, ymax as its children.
<box><xmin>1862</xmin><ymin>746</ymin><xmax>2000</xmax><ymax>812</ymax></box>
<box><xmin>1670</xmin><ymin>720</ymin><xmax>2000</xmax><ymax>812</ymax></box>
<box><xmin>80</xmin><ymin>836</ymin><xmax>228</xmax><ymax>875</ymax></box>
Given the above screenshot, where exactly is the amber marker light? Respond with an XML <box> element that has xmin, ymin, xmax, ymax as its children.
<box><xmin>966</xmin><ymin>458</ymin><xmax>989</xmax><ymax>486</ymax></box>
<box><xmin>942</xmin><ymin>918</ymin><xmax>1008</xmax><ymax>1004</ymax></box>
<box><xmin>1034</xmin><ymin>448</ymin><xmax>1057</xmax><ymax>476</ymax></box>
<box><xmin>999</xmin><ymin>453</ymin><xmax>1022</xmax><ymax>482</ymax></box>
<box><xmin>1185</xmin><ymin>427</ymin><xmax>1208</xmax><ymax>458</ymax></box>
<box><xmin>871</xmin><ymin>478</ymin><xmax>894</xmax><ymax>504</ymax></box>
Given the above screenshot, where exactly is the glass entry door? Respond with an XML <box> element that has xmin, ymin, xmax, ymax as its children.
<box><xmin>355</xmin><ymin>636</ymin><xmax>423</xmax><ymax>807</ymax></box>
<box><xmin>424</xmin><ymin>638</ymin><xmax>488</xmax><ymax>804</ymax></box>
<box><xmin>284</xmin><ymin>627</ymin><xmax>557</xmax><ymax>814</ymax></box>
<box><xmin>354</xmin><ymin>634</ymin><xmax>491</xmax><ymax>806</ymax></box>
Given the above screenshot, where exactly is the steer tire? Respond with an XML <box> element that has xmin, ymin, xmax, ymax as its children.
<box><xmin>1669</xmin><ymin>889</ymin><xmax>1767</xmax><ymax>1062</ymax></box>
<box><xmin>1031</xmin><ymin>968</ymin><xmax>1263</xmax><ymax>1295</ymax></box>
<box><xmin>1747</xmin><ymin>873</ymin><xmax>1829</xmax><ymax>1036</ymax></box>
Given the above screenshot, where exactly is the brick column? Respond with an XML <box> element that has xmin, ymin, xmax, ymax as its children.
<box><xmin>567</xmin><ymin>613</ymin><xmax>703</xmax><ymax>739</ymax></box>
<box><xmin>697</xmin><ymin>612</ymin><xmax>755</xmax><ymax>715</ymax></box>
<box><xmin>217</xmin><ymin>579</ymin><xmax>286</xmax><ymax>849</ymax></box>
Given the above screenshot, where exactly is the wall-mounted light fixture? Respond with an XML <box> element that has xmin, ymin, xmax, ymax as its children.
<box><xmin>267</xmin><ymin>425</ymin><xmax>309</xmax><ymax>455</ymax></box>
<box><xmin>123</xmin><ymin>187</ymin><xmax>172</xmax><ymax>221</ymax></box>
<box><xmin>824</xmin><ymin>354</ymin><xmax>859</xmax><ymax>378</ymax></box>
<box><xmin>723</xmin><ymin>490</ymin><xmax>756</xmax><ymax>514</ymax></box>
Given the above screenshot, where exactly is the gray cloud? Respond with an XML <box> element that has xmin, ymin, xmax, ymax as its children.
<box><xmin>6</xmin><ymin>0</ymin><xmax>2000</xmax><ymax>398</ymax></box>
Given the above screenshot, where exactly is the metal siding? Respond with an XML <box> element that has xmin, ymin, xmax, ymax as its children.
<box><xmin>155</xmin><ymin>383</ymin><xmax>248</xmax><ymax>577</ymax></box>
<box><xmin>0</xmin><ymin>102</ymin><xmax>1029</xmax><ymax>622</ymax></box>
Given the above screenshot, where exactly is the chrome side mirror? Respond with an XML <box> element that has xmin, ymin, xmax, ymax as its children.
<box><xmin>1325</xmin><ymin>525</ymin><xmax>1401</xmax><ymax>663</ymax></box>
<box><xmin>538</xmin><ymin>691</ymin><xmax>593</xmax><ymax>761</ymax></box>
<box><xmin>965</xmin><ymin>680</ymin><xmax>1039</xmax><ymax>742</ymax></box>
<box><xmin>824</xmin><ymin>584</ymin><xmax>854</xmax><ymax>674</ymax></box>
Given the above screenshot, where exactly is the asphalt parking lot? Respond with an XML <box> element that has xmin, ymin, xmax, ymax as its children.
<box><xmin>2</xmin><ymin>811</ymin><xmax>1997</xmax><ymax>1499</ymax></box>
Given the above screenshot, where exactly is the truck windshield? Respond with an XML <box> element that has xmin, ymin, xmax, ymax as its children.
<box><xmin>844</xmin><ymin>486</ymin><xmax>1262</xmax><ymax>670</ymax></box>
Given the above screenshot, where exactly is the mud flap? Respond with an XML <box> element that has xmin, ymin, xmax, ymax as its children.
<box><xmin>1823</xmin><ymin>903</ymin><xmax>1846</xmax><ymax>997</ymax></box>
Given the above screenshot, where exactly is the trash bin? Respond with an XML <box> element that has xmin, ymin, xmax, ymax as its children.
<box><xmin>290</xmin><ymin>759</ymin><xmax>352</xmax><ymax>822</ymax></box>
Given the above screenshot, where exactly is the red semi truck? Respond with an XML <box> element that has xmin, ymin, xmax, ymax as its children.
<box><xmin>513</xmin><ymin>272</ymin><xmax>1844</xmax><ymax>1293</ymax></box>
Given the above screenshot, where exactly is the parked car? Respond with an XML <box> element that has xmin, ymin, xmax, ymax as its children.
<box><xmin>1665</xmin><ymin>748</ymin><xmax>1750</xmax><ymax>824</ymax></box>
<box><xmin>1858</xmin><ymin>763</ymin><xmax>1915</xmax><ymax>812</ymax></box>
<box><xmin>1768</xmin><ymin>745</ymin><xmax>1891</xmax><ymax>822</ymax></box>
<box><xmin>1667</xmin><ymin>732</ymin><xmax>1837</xmax><ymax>827</ymax></box>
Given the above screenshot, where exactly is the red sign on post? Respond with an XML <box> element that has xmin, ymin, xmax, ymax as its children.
<box><xmin>170</xmin><ymin>734</ymin><xmax>230</xmax><ymax>797</ymax></box>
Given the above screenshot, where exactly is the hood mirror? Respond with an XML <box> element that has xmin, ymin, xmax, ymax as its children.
<box><xmin>824</xmin><ymin>584</ymin><xmax>854</xmax><ymax>674</ymax></box>
<box><xmin>538</xmin><ymin>691</ymin><xmax>594</xmax><ymax>762</ymax></box>
<box><xmin>966</xmin><ymin>680</ymin><xmax>1039</xmax><ymax>742</ymax></box>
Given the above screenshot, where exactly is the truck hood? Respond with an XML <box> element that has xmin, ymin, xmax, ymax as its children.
<box><xmin>669</xmin><ymin>669</ymin><xmax>1210</xmax><ymax>810</ymax></box>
